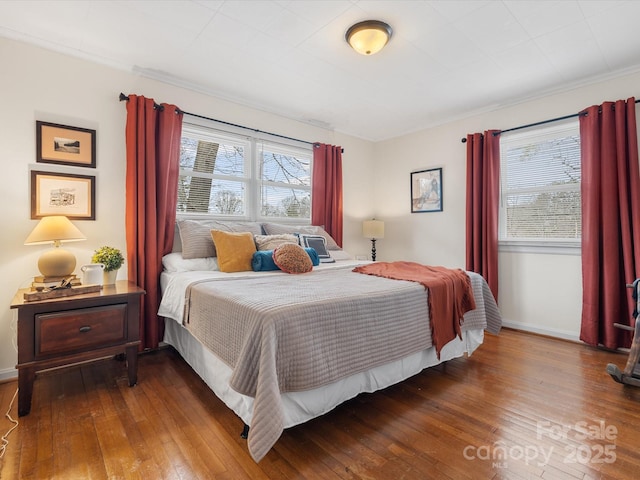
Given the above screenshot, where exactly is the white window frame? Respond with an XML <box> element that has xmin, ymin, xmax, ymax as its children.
<box><xmin>257</xmin><ymin>140</ymin><xmax>312</xmax><ymax>220</ymax></box>
<box><xmin>498</xmin><ymin>120</ymin><xmax>581</xmax><ymax>255</ymax></box>
<box><xmin>178</xmin><ymin>119</ymin><xmax>312</xmax><ymax>224</ymax></box>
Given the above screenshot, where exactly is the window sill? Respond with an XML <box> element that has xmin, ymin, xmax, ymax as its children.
<box><xmin>499</xmin><ymin>240</ymin><xmax>581</xmax><ymax>256</ymax></box>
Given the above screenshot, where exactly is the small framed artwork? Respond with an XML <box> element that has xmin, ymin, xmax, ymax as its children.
<box><xmin>31</xmin><ymin>170</ymin><xmax>96</xmax><ymax>220</ymax></box>
<box><xmin>411</xmin><ymin>167</ymin><xmax>443</xmax><ymax>213</ymax></box>
<box><xmin>36</xmin><ymin>121</ymin><xmax>96</xmax><ymax>168</ymax></box>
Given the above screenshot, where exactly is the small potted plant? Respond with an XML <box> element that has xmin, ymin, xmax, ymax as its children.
<box><xmin>91</xmin><ymin>246</ymin><xmax>124</xmax><ymax>284</ymax></box>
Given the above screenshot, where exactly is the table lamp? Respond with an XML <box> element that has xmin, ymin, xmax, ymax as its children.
<box><xmin>363</xmin><ymin>219</ymin><xmax>384</xmax><ymax>261</ymax></box>
<box><xmin>25</xmin><ymin>215</ymin><xmax>86</xmax><ymax>278</ymax></box>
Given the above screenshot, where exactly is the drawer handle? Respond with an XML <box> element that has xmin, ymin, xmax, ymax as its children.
<box><xmin>79</xmin><ymin>325</ymin><xmax>92</xmax><ymax>333</ymax></box>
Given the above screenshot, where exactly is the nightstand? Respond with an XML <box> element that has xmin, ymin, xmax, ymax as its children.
<box><xmin>10</xmin><ymin>280</ymin><xmax>145</xmax><ymax>416</ymax></box>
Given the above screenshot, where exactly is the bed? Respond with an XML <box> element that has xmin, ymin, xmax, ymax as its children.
<box><xmin>158</xmin><ymin>220</ymin><xmax>502</xmax><ymax>462</ymax></box>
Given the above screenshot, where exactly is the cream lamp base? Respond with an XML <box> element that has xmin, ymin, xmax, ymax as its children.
<box><xmin>38</xmin><ymin>247</ymin><xmax>76</xmax><ymax>277</ymax></box>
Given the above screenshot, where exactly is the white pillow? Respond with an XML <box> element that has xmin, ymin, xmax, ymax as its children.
<box><xmin>254</xmin><ymin>234</ymin><xmax>299</xmax><ymax>251</ymax></box>
<box><xmin>162</xmin><ymin>252</ymin><xmax>219</xmax><ymax>272</ymax></box>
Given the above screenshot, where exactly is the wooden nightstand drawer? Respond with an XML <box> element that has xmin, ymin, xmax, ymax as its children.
<box><xmin>35</xmin><ymin>304</ymin><xmax>127</xmax><ymax>356</ymax></box>
<box><xmin>12</xmin><ymin>281</ymin><xmax>145</xmax><ymax>416</ymax></box>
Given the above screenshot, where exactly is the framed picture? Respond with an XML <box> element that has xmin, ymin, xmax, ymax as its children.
<box><xmin>31</xmin><ymin>170</ymin><xmax>96</xmax><ymax>220</ymax></box>
<box><xmin>411</xmin><ymin>167</ymin><xmax>443</xmax><ymax>213</ymax></box>
<box><xmin>36</xmin><ymin>121</ymin><xmax>96</xmax><ymax>168</ymax></box>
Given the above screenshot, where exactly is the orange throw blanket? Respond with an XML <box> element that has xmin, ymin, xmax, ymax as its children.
<box><xmin>353</xmin><ymin>262</ymin><xmax>476</xmax><ymax>358</ymax></box>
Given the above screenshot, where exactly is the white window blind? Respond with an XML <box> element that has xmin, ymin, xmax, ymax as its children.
<box><xmin>499</xmin><ymin>121</ymin><xmax>581</xmax><ymax>245</ymax></box>
<box><xmin>178</xmin><ymin>128</ymin><xmax>249</xmax><ymax>216</ymax></box>
<box><xmin>259</xmin><ymin>142</ymin><xmax>311</xmax><ymax>218</ymax></box>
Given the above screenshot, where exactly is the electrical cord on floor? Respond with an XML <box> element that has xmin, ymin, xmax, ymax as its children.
<box><xmin>0</xmin><ymin>387</ymin><xmax>18</xmax><ymax>459</ymax></box>
<box><xmin>0</xmin><ymin>278</ymin><xmax>38</xmax><ymax>458</ymax></box>
<box><xmin>0</xmin><ymin>305</ymin><xmax>21</xmax><ymax>458</ymax></box>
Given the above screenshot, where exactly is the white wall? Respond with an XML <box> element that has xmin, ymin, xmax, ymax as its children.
<box><xmin>374</xmin><ymin>70</ymin><xmax>640</xmax><ymax>340</ymax></box>
<box><xmin>3</xmin><ymin>35</ymin><xmax>639</xmax><ymax>379</ymax></box>
<box><xmin>0</xmin><ymin>37</ymin><xmax>374</xmax><ymax>380</ymax></box>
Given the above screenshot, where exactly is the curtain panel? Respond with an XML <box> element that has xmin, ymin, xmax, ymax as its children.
<box><xmin>125</xmin><ymin>95</ymin><xmax>183</xmax><ymax>350</ymax></box>
<box><xmin>465</xmin><ymin>130</ymin><xmax>501</xmax><ymax>302</ymax></box>
<box><xmin>312</xmin><ymin>143</ymin><xmax>344</xmax><ymax>247</ymax></box>
<box><xmin>579</xmin><ymin>98</ymin><xmax>640</xmax><ymax>349</ymax></box>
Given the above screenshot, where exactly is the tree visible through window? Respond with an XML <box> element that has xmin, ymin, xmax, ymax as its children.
<box><xmin>184</xmin><ymin>140</ymin><xmax>219</xmax><ymax>212</ymax></box>
<box><xmin>177</xmin><ymin>124</ymin><xmax>311</xmax><ymax>220</ymax></box>
<box><xmin>260</xmin><ymin>144</ymin><xmax>310</xmax><ymax>218</ymax></box>
<box><xmin>178</xmin><ymin>134</ymin><xmax>247</xmax><ymax>215</ymax></box>
<box><xmin>499</xmin><ymin>121</ymin><xmax>581</xmax><ymax>243</ymax></box>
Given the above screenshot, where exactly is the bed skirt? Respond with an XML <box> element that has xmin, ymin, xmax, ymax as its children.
<box><xmin>163</xmin><ymin>318</ymin><xmax>485</xmax><ymax>429</ymax></box>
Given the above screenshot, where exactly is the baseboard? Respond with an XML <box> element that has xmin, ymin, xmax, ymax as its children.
<box><xmin>0</xmin><ymin>367</ymin><xmax>18</xmax><ymax>383</ymax></box>
<box><xmin>501</xmin><ymin>319</ymin><xmax>580</xmax><ymax>343</ymax></box>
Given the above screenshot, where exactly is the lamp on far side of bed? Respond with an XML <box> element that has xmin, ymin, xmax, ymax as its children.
<box><xmin>363</xmin><ymin>219</ymin><xmax>384</xmax><ymax>261</ymax></box>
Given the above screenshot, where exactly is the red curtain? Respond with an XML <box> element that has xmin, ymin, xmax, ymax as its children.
<box><xmin>579</xmin><ymin>98</ymin><xmax>640</xmax><ymax>349</ymax></box>
<box><xmin>125</xmin><ymin>95</ymin><xmax>183</xmax><ymax>350</ymax></box>
<box><xmin>465</xmin><ymin>131</ymin><xmax>501</xmax><ymax>301</ymax></box>
<box><xmin>312</xmin><ymin>143</ymin><xmax>343</xmax><ymax>247</ymax></box>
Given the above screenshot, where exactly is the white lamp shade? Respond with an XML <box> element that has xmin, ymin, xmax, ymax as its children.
<box><xmin>25</xmin><ymin>215</ymin><xmax>86</xmax><ymax>277</ymax></box>
<box><xmin>363</xmin><ymin>220</ymin><xmax>385</xmax><ymax>239</ymax></box>
<box><xmin>25</xmin><ymin>215</ymin><xmax>86</xmax><ymax>245</ymax></box>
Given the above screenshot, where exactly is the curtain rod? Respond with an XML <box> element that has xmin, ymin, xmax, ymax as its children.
<box><xmin>459</xmin><ymin>97</ymin><xmax>640</xmax><ymax>143</ymax></box>
<box><xmin>119</xmin><ymin>93</ymin><xmax>342</xmax><ymax>152</ymax></box>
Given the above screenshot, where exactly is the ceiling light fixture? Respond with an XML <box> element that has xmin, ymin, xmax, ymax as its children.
<box><xmin>345</xmin><ymin>20</ymin><xmax>392</xmax><ymax>56</ymax></box>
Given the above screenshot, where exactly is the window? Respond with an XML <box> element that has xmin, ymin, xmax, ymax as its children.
<box><xmin>259</xmin><ymin>142</ymin><xmax>311</xmax><ymax>218</ymax></box>
<box><xmin>499</xmin><ymin>121</ymin><xmax>581</xmax><ymax>252</ymax></box>
<box><xmin>178</xmin><ymin>122</ymin><xmax>312</xmax><ymax>221</ymax></box>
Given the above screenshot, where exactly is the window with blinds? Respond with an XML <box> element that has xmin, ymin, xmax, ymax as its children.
<box><xmin>259</xmin><ymin>142</ymin><xmax>311</xmax><ymax>218</ymax></box>
<box><xmin>178</xmin><ymin>123</ymin><xmax>312</xmax><ymax>221</ymax></box>
<box><xmin>499</xmin><ymin>121</ymin><xmax>581</xmax><ymax>246</ymax></box>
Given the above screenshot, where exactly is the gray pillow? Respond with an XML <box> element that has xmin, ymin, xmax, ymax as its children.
<box><xmin>177</xmin><ymin>219</ymin><xmax>263</xmax><ymax>259</ymax></box>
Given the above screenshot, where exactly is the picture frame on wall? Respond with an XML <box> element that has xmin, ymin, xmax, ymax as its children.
<box><xmin>411</xmin><ymin>167</ymin><xmax>443</xmax><ymax>213</ymax></box>
<box><xmin>36</xmin><ymin>121</ymin><xmax>96</xmax><ymax>168</ymax></box>
<box><xmin>31</xmin><ymin>170</ymin><xmax>96</xmax><ymax>220</ymax></box>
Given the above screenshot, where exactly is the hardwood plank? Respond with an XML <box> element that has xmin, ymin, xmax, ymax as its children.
<box><xmin>0</xmin><ymin>384</ymin><xmax>20</xmax><ymax>480</ymax></box>
<box><xmin>32</xmin><ymin>371</ymin><xmax>55</xmax><ymax>480</ymax></box>
<box><xmin>2</xmin><ymin>329</ymin><xmax>640</xmax><ymax>479</ymax></box>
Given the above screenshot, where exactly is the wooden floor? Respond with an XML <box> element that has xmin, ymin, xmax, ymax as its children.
<box><xmin>1</xmin><ymin>328</ymin><xmax>639</xmax><ymax>480</ymax></box>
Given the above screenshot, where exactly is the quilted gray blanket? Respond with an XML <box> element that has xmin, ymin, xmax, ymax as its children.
<box><xmin>182</xmin><ymin>265</ymin><xmax>501</xmax><ymax>461</ymax></box>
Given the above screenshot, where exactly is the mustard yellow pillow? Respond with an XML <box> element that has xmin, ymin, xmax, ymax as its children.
<box><xmin>210</xmin><ymin>230</ymin><xmax>256</xmax><ymax>273</ymax></box>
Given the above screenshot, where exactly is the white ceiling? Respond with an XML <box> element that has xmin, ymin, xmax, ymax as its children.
<box><xmin>2</xmin><ymin>0</ymin><xmax>640</xmax><ymax>141</ymax></box>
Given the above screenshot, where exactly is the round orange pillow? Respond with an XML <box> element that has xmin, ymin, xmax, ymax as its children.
<box><xmin>273</xmin><ymin>243</ymin><xmax>313</xmax><ymax>274</ymax></box>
